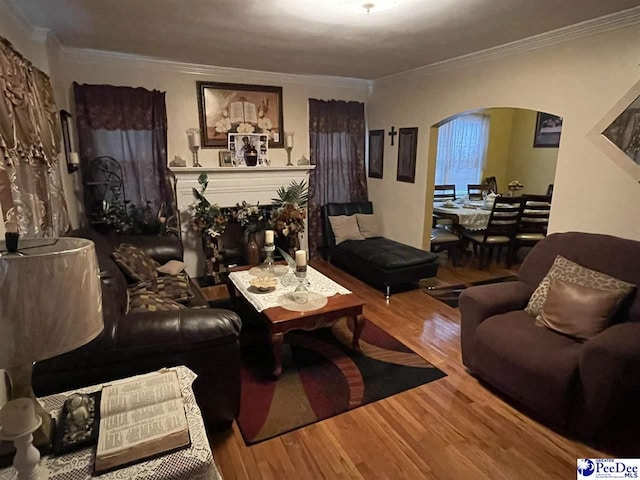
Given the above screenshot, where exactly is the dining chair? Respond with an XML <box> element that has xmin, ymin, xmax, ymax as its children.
<box><xmin>546</xmin><ymin>184</ymin><xmax>554</xmax><ymax>197</ymax></box>
<box><xmin>467</xmin><ymin>184</ymin><xmax>491</xmax><ymax>201</ymax></box>
<box><xmin>434</xmin><ymin>184</ymin><xmax>456</xmax><ymax>201</ymax></box>
<box><xmin>484</xmin><ymin>176</ymin><xmax>498</xmax><ymax>194</ymax></box>
<box><xmin>433</xmin><ymin>184</ymin><xmax>457</xmax><ymax>229</ymax></box>
<box><xmin>509</xmin><ymin>194</ymin><xmax>552</xmax><ymax>262</ymax></box>
<box><xmin>462</xmin><ymin>196</ymin><xmax>523</xmax><ymax>269</ymax></box>
<box><xmin>430</xmin><ymin>228</ymin><xmax>462</xmax><ymax>266</ymax></box>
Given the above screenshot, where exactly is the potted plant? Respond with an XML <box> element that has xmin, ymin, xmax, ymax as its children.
<box><xmin>271</xmin><ymin>180</ymin><xmax>308</xmax><ymax>257</ymax></box>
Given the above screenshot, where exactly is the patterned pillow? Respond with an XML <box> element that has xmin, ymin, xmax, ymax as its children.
<box><xmin>128</xmin><ymin>273</ymin><xmax>194</xmax><ymax>304</ymax></box>
<box><xmin>112</xmin><ymin>243</ymin><xmax>160</xmax><ymax>282</ymax></box>
<box><xmin>525</xmin><ymin>255</ymin><xmax>636</xmax><ymax>317</ymax></box>
<box><xmin>128</xmin><ymin>289</ymin><xmax>185</xmax><ymax>313</ymax></box>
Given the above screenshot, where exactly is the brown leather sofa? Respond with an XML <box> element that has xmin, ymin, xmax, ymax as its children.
<box><xmin>460</xmin><ymin>232</ymin><xmax>640</xmax><ymax>452</ymax></box>
<box><xmin>32</xmin><ymin>228</ymin><xmax>241</xmax><ymax>431</ymax></box>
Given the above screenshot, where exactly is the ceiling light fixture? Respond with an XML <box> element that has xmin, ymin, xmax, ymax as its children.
<box><xmin>335</xmin><ymin>0</ymin><xmax>402</xmax><ymax>14</ymax></box>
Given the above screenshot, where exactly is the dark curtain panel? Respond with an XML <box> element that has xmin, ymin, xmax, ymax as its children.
<box><xmin>0</xmin><ymin>37</ymin><xmax>69</xmax><ymax>236</ymax></box>
<box><xmin>73</xmin><ymin>83</ymin><xmax>170</xmax><ymax>214</ymax></box>
<box><xmin>308</xmin><ymin>99</ymin><xmax>367</xmax><ymax>258</ymax></box>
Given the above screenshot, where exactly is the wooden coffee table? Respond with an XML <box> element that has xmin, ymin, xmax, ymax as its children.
<box><xmin>227</xmin><ymin>264</ymin><xmax>366</xmax><ymax>377</ymax></box>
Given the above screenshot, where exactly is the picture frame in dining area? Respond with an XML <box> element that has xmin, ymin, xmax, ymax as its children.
<box><xmin>368</xmin><ymin>129</ymin><xmax>384</xmax><ymax>179</ymax></box>
<box><xmin>196</xmin><ymin>81</ymin><xmax>284</xmax><ymax>149</ymax></box>
<box><xmin>396</xmin><ymin>127</ymin><xmax>418</xmax><ymax>183</ymax></box>
<box><xmin>533</xmin><ymin>112</ymin><xmax>563</xmax><ymax>148</ymax></box>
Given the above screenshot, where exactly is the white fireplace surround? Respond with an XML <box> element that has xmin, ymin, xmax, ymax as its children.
<box><xmin>171</xmin><ymin>166</ymin><xmax>315</xmax><ymax>276</ymax></box>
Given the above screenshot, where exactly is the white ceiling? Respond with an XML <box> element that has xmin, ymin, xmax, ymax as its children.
<box><xmin>11</xmin><ymin>0</ymin><xmax>640</xmax><ymax>79</ymax></box>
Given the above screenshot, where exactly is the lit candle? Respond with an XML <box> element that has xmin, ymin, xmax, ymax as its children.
<box><xmin>286</xmin><ymin>133</ymin><xmax>294</xmax><ymax>148</ymax></box>
<box><xmin>295</xmin><ymin>249</ymin><xmax>306</xmax><ymax>267</ymax></box>
<box><xmin>69</xmin><ymin>152</ymin><xmax>80</xmax><ymax>165</ymax></box>
<box><xmin>265</xmin><ymin>230</ymin><xmax>274</xmax><ymax>244</ymax></box>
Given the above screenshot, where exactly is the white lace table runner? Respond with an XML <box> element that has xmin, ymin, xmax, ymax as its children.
<box><xmin>0</xmin><ymin>367</ymin><xmax>222</xmax><ymax>480</ymax></box>
<box><xmin>433</xmin><ymin>203</ymin><xmax>491</xmax><ymax>231</ymax></box>
<box><xmin>229</xmin><ymin>266</ymin><xmax>351</xmax><ymax>312</ymax></box>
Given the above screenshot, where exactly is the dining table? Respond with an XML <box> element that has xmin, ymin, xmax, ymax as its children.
<box><xmin>433</xmin><ymin>200</ymin><xmax>491</xmax><ymax>231</ymax></box>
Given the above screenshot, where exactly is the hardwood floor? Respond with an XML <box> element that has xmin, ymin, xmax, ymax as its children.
<box><xmin>210</xmin><ymin>257</ymin><xmax>602</xmax><ymax>479</ymax></box>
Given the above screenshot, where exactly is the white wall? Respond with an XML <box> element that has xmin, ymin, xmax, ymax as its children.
<box><xmin>368</xmin><ymin>24</ymin><xmax>640</xmax><ymax>248</ymax></box>
<box><xmin>55</xmin><ymin>50</ymin><xmax>370</xmax><ymax>169</ymax></box>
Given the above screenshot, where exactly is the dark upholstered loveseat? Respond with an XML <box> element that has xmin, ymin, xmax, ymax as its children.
<box><xmin>32</xmin><ymin>229</ymin><xmax>242</xmax><ymax>431</ymax></box>
<box><xmin>460</xmin><ymin>232</ymin><xmax>640</xmax><ymax>451</ymax></box>
<box><xmin>322</xmin><ymin>202</ymin><xmax>439</xmax><ymax>298</ymax></box>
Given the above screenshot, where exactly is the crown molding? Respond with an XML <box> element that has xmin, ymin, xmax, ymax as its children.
<box><xmin>60</xmin><ymin>47</ymin><xmax>372</xmax><ymax>90</ymax></box>
<box><xmin>375</xmin><ymin>5</ymin><xmax>640</xmax><ymax>83</ymax></box>
<box><xmin>0</xmin><ymin>0</ymin><xmax>49</xmax><ymax>43</ymax></box>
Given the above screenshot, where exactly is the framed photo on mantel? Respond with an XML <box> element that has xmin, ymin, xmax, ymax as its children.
<box><xmin>196</xmin><ymin>81</ymin><xmax>284</xmax><ymax>149</ymax></box>
<box><xmin>396</xmin><ymin>127</ymin><xmax>418</xmax><ymax>183</ymax></box>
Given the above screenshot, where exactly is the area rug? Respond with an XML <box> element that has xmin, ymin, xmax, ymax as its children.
<box><xmin>424</xmin><ymin>275</ymin><xmax>518</xmax><ymax>308</ymax></box>
<box><xmin>237</xmin><ymin>319</ymin><xmax>446</xmax><ymax>445</ymax></box>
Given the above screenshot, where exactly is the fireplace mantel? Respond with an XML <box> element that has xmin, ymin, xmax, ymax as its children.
<box><xmin>171</xmin><ymin>165</ymin><xmax>315</xmax><ymax>209</ymax></box>
<box><xmin>171</xmin><ymin>165</ymin><xmax>315</xmax><ymax>276</ymax></box>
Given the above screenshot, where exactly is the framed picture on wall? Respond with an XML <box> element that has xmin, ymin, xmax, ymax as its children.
<box><xmin>396</xmin><ymin>127</ymin><xmax>418</xmax><ymax>183</ymax></box>
<box><xmin>368</xmin><ymin>129</ymin><xmax>384</xmax><ymax>178</ymax></box>
<box><xmin>196</xmin><ymin>81</ymin><xmax>284</xmax><ymax>148</ymax></box>
<box><xmin>533</xmin><ymin>112</ymin><xmax>563</xmax><ymax>148</ymax></box>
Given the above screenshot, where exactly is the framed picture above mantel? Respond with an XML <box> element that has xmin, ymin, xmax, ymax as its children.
<box><xmin>196</xmin><ymin>81</ymin><xmax>284</xmax><ymax>149</ymax></box>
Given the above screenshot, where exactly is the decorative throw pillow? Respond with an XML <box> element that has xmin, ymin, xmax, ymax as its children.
<box><xmin>536</xmin><ymin>279</ymin><xmax>630</xmax><ymax>341</ymax></box>
<box><xmin>356</xmin><ymin>213</ymin><xmax>383</xmax><ymax>239</ymax></box>
<box><xmin>157</xmin><ymin>260</ymin><xmax>187</xmax><ymax>275</ymax></box>
<box><xmin>112</xmin><ymin>243</ymin><xmax>160</xmax><ymax>282</ymax></box>
<box><xmin>525</xmin><ymin>255</ymin><xmax>635</xmax><ymax>318</ymax></box>
<box><xmin>128</xmin><ymin>289</ymin><xmax>185</xmax><ymax>313</ymax></box>
<box><xmin>328</xmin><ymin>215</ymin><xmax>365</xmax><ymax>245</ymax></box>
<box><xmin>128</xmin><ymin>273</ymin><xmax>194</xmax><ymax>304</ymax></box>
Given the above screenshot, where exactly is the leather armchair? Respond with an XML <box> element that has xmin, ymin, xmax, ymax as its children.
<box><xmin>32</xmin><ymin>229</ymin><xmax>242</xmax><ymax>431</ymax></box>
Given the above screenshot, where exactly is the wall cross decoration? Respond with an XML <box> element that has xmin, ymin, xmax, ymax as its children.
<box><xmin>388</xmin><ymin>126</ymin><xmax>397</xmax><ymax>146</ymax></box>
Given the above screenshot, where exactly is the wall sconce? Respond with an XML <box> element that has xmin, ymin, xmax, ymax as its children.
<box><xmin>60</xmin><ymin>110</ymin><xmax>79</xmax><ymax>173</ymax></box>
<box><xmin>187</xmin><ymin>128</ymin><xmax>202</xmax><ymax>167</ymax></box>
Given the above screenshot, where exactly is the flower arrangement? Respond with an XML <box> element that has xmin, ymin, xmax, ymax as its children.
<box><xmin>228</xmin><ymin>201</ymin><xmax>268</xmax><ymax>233</ymax></box>
<box><xmin>188</xmin><ymin>173</ymin><xmax>227</xmax><ymax>239</ymax></box>
<box><xmin>271</xmin><ymin>180</ymin><xmax>308</xmax><ymax>243</ymax></box>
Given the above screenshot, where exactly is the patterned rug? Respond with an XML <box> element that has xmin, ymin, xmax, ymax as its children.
<box><xmin>424</xmin><ymin>275</ymin><xmax>518</xmax><ymax>308</ymax></box>
<box><xmin>237</xmin><ymin>319</ymin><xmax>446</xmax><ymax>445</ymax></box>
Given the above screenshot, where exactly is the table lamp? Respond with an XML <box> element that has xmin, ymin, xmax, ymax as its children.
<box><xmin>0</xmin><ymin>237</ymin><xmax>104</xmax><ymax>449</ymax></box>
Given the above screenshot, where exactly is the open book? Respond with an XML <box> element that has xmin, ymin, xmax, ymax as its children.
<box><xmin>94</xmin><ymin>370</ymin><xmax>190</xmax><ymax>474</ymax></box>
<box><xmin>229</xmin><ymin>100</ymin><xmax>257</xmax><ymax>124</ymax></box>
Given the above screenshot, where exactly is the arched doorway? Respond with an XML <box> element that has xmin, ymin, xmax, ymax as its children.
<box><xmin>424</xmin><ymin>107</ymin><xmax>561</xmax><ymax>252</ymax></box>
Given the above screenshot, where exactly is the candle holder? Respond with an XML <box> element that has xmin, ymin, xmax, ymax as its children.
<box><xmin>0</xmin><ymin>398</ymin><xmax>43</xmax><ymax>480</ymax></box>
<box><xmin>191</xmin><ymin>146</ymin><xmax>201</xmax><ymax>167</ymax></box>
<box><xmin>292</xmin><ymin>265</ymin><xmax>309</xmax><ymax>303</ymax></box>
<box><xmin>263</xmin><ymin>242</ymin><xmax>275</xmax><ymax>273</ymax></box>
<box><xmin>187</xmin><ymin>128</ymin><xmax>202</xmax><ymax>167</ymax></box>
<box><xmin>285</xmin><ymin>146</ymin><xmax>293</xmax><ymax>166</ymax></box>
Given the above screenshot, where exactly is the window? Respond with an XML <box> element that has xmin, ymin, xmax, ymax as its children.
<box><xmin>435</xmin><ymin>114</ymin><xmax>490</xmax><ymax>196</ymax></box>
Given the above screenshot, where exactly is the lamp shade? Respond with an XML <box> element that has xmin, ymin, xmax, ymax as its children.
<box><xmin>0</xmin><ymin>238</ymin><xmax>103</xmax><ymax>369</ymax></box>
